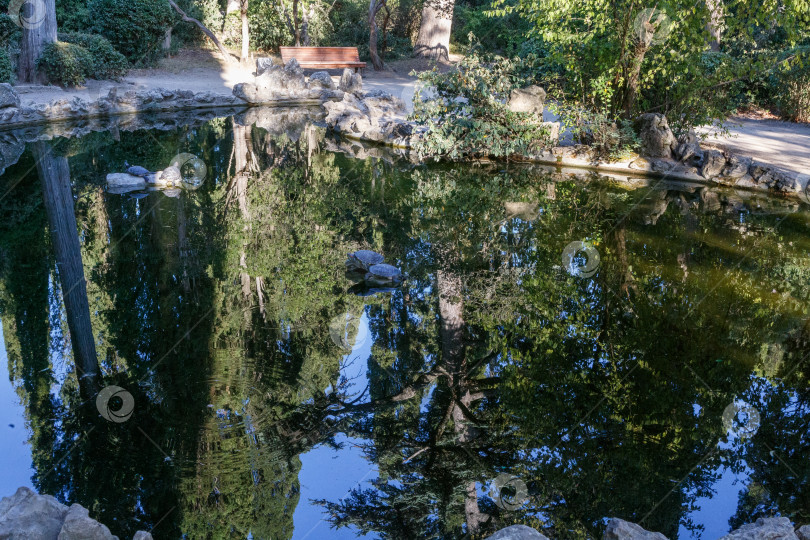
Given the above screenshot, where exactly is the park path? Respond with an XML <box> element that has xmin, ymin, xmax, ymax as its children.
<box><xmin>697</xmin><ymin>117</ymin><xmax>810</xmax><ymax>175</ymax></box>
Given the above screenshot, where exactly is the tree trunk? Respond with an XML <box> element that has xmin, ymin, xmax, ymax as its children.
<box><xmin>34</xmin><ymin>141</ymin><xmax>101</xmax><ymax>399</ymax></box>
<box><xmin>17</xmin><ymin>0</ymin><xmax>57</xmax><ymax>83</ymax></box>
<box><xmin>368</xmin><ymin>0</ymin><xmax>385</xmax><ymax>70</ymax></box>
<box><xmin>292</xmin><ymin>0</ymin><xmax>301</xmax><ymax>46</ymax></box>
<box><xmin>413</xmin><ymin>0</ymin><xmax>453</xmax><ymax>60</ymax></box>
<box><xmin>705</xmin><ymin>0</ymin><xmax>723</xmax><ymax>51</ymax></box>
<box><xmin>168</xmin><ymin>0</ymin><xmax>235</xmax><ymax>63</ymax></box>
<box><xmin>240</xmin><ymin>0</ymin><xmax>249</xmax><ymax>62</ymax></box>
<box><xmin>162</xmin><ymin>27</ymin><xmax>172</xmax><ymax>52</ymax></box>
<box><xmin>621</xmin><ymin>41</ymin><xmax>648</xmax><ymax>118</ymax></box>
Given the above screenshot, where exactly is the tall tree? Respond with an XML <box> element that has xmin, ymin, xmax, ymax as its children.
<box><xmin>413</xmin><ymin>0</ymin><xmax>454</xmax><ymax>60</ymax></box>
<box><xmin>369</xmin><ymin>0</ymin><xmax>389</xmax><ymax>70</ymax></box>
<box><xmin>16</xmin><ymin>0</ymin><xmax>57</xmax><ymax>82</ymax></box>
<box><xmin>34</xmin><ymin>141</ymin><xmax>101</xmax><ymax>398</ymax></box>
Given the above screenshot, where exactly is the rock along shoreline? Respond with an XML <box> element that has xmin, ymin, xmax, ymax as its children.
<box><xmin>1</xmin><ymin>58</ymin><xmax>808</xmax><ymax>203</ymax></box>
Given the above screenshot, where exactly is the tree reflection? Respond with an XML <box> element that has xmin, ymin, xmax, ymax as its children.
<box><xmin>0</xmin><ymin>114</ymin><xmax>809</xmax><ymax>540</ymax></box>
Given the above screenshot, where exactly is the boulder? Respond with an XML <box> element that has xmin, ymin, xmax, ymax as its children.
<box><xmin>132</xmin><ymin>533</ymin><xmax>154</xmax><ymax>540</ymax></box>
<box><xmin>255</xmin><ymin>56</ymin><xmax>276</xmax><ymax>75</ymax></box>
<box><xmin>107</xmin><ymin>173</ymin><xmax>147</xmax><ymax>187</ymax></box>
<box><xmin>0</xmin><ymin>486</ymin><xmax>68</xmax><ymax>540</ymax></box>
<box><xmin>309</xmin><ymin>71</ymin><xmax>335</xmax><ymax>89</ymax></box>
<box><xmin>721</xmin><ymin>154</ymin><xmax>751</xmax><ymax>179</ymax></box>
<box><xmin>796</xmin><ymin>525</ymin><xmax>810</xmax><ymax>540</ymax></box>
<box><xmin>603</xmin><ymin>518</ymin><xmax>668</xmax><ymax>540</ymax></box>
<box><xmin>0</xmin><ymin>83</ymin><xmax>20</xmax><ymax>109</ymax></box>
<box><xmin>57</xmin><ymin>504</ymin><xmax>117</xmax><ymax>540</ymax></box>
<box><xmin>701</xmin><ymin>149</ymin><xmax>727</xmax><ymax>179</ymax></box>
<box><xmin>485</xmin><ymin>524</ymin><xmax>549</xmax><ymax>540</ymax></box>
<box><xmin>673</xmin><ymin>130</ymin><xmax>702</xmax><ymax>164</ymax></box>
<box><xmin>233</xmin><ymin>59</ymin><xmax>310</xmax><ymax>103</ymax></box>
<box><xmin>508</xmin><ymin>85</ymin><xmax>546</xmax><ymax>115</ymax></box>
<box><xmin>719</xmin><ymin>517</ymin><xmax>798</xmax><ymax>540</ymax></box>
<box><xmin>635</xmin><ymin>113</ymin><xmax>676</xmax><ymax>158</ymax></box>
<box><xmin>338</xmin><ymin>68</ymin><xmax>363</xmax><ymax>94</ymax></box>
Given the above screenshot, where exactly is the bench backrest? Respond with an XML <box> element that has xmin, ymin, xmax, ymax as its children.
<box><xmin>279</xmin><ymin>47</ymin><xmax>362</xmax><ymax>64</ymax></box>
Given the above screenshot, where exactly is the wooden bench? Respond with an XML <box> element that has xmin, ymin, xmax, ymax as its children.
<box><xmin>279</xmin><ymin>47</ymin><xmax>366</xmax><ymax>72</ymax></box>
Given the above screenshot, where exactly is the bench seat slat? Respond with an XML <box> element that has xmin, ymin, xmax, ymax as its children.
<box><xmin>279</xmin><ymin>47</ymin><xmax>366</xmax><ymax>71</ymax></box>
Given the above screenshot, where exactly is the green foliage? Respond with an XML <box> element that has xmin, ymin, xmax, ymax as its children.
<box><xmin>55</xmin><ymin>0</ymin><xmax>91</xmax><ymax>33</ymax></box>
<box><xmin>451</xmin><ymin>2</ymin><xmax>531</xmax><ymax>56</ymax></box>
<box><xmin>557</xmin><ymin>106</ymin><xmax>640</xmax><ymax>161</ymax></box>
<box><xmin>491</xmin><ymin>0</ymin><xmax>810</xmax><ymax>128</ymax></box>
<box><xmin>59</xmin><ymin>32</ymin><xmax>129</xmax><ymax>80</ymax></box>
<box><xmin>87</xmin><ymin>0</ymin><xmax>173</xmax><ymax>65</ymax></box>
<box><xmin>37</xmin><ymin>41</ymin><xmax>94</xmax><ymax>87</ymax></box>
<box><xmin>411</xmin><ymin>52</ymin><xmax>554</xmax><ymax>160</ymax></box>
<box><xmin>0</xmin><ymin>48</ymin><xmax>13</xmax><ymax>83</ymax></box>
<box><xmin>773</xmin><ymin>51</ymin><xmax>810</xmax><ymax>122</ymax></box>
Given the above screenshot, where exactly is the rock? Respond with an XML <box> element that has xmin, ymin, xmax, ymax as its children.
<box><xmin>796</xmin><ymin>525</ymin><xmax>810</xmax><ymax>540</ymax></box>
<box><xmin>57</xmin><ymin>504</ymin><xmax>117</xmax><ymax>540</ymax></box>
<box><xmin>603</xmin><ymin>518</ymin><xmax>668</xmax><ymax>540</ymax></box>
<box><xmin>338</xmin><ymin>68</ymin><xmax>363</xmax><ymax>94</ymax></box>
<box><xmin>508</xmin><ymin>85</ymin><xmax>546</xmax><ymax>115</ymax></box>
<box><xmin>309</xmin><ymin>71</ymin><xmax>335</xmax><ymax>89</ymax></box>
<box><xmin>0</xmin><ymin>83</ymin><xmax>20</xmax><ymax>109</ymax></box>
<box><xmin>721</xmin><ymin>154</ymin><xmax>751</xmax><ymax>179</ymax></box>
<box><xmin>233</xmin><ymin>59</ymin><xmax>310</xmax><ymax>103</ymax></box>
<box><xmin>719</xmin><ymin>517</ymin><xmax>798</xmax><ymax>540</ymax></box>
<box><xmin>0</xmin><ymin>486</ymin><xmax>69</xmax><ymax>540</ymax></box>
<box><xmin>485</xmin><ymin>524</ymin><xmax>549</xmax><ymax>540</ymax></box>
<box><xmin>107</xmin><ymin>173</ymin><xmax>147</xmax><ymax>187</ymax></box>
<box><xmin>132</xmin><ymin>533</ymin><xmax>153</xmax><ymax>540</ymax></box>
<box><xmin>629</xmin><ymin>156</ymin><xmax>652</xmax><ymax>170</ymax></box>
<box><xmin>701</xmin><ymin>149</ymin><xmax>727</xmax><ymax>179</ymax></box>
<box><xmin>256</xmin><ymin>56</ymin><xmax>276</xmax><ymax>75</ymax></box>
<box><xmin>635</xmin><ymin>113</ymin><xmax>677</xmax><ymax>159</ymax></box>
<box><xmin>673</xmin><ymin>129</ymin><xmax>702</xmax><ymax>164</ymax></box>
<box><xmin>539</xmin><ymin>121</ymin><xmax>560</xmax><ymax>143</ymax></box>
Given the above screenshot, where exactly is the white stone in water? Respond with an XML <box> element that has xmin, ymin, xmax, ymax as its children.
<box><xmin>57</xmin><ymin>503</ymin><xmax>117</xmax><ymax>540</ymax></box>
<box><xmin>107</xmin><ymin>173</ymin><xmax>147</xmax><ymax>187</ymax></box>
<box><xmin>719</xmin><ymin>517</ymin><xmax>799</xmax><ymax>540</ymax></box>
<box><xmin>603</xmin><ymin>518</ymin><xmax>669</xmax><ymax>540</ymax></box>
<box><xmin>485</xmin><ymin>525</ymin><xmax>549</xmax><ymax>539</ymax></box>
<box><xmin>0</xmin><ymin>486</ymin><xmax>67</xmax><ymax>539</ymax></box>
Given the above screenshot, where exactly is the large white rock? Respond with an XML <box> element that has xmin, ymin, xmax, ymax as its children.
<box><xmin>508</xmin><ymin>85</ymin><xmax>546</xmax><ymax>115</ymax></box>
<box><xmin>0</xmin><ymin>486</ymin><xmax>68</xmax><ymax>540</ymax></box>
<box><xmin>107</xmin><ymin>173</ymin><xmax>147</xmax><ymax>187</ymax></box>
<box><xmin>719</xmin><ymin>517</ymin><xmax>799</xmax><ymax>540</ymax></box>
<box><xmin>603</xmin><ymin>518</ymin><xmax>668</xmax><ymax>540</ymax></box>
<box><xmin>57</xmin><ymin>504</ymin><xmax>117</xmax><ymax>540</ymax></box>
<box><xmin>485</xmin><ymin>524</ymin><xmax>549</xmax><ymax>539</ymax></box>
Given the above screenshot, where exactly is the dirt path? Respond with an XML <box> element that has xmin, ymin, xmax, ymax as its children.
<box><xmin>698</xmin><ymin>116</ymin><xmax>810</xmax><ymax>175</ymax></box>
<box><xmin>12</xmin><ymin>48</ymin><xmax>447</xmax><ymax>112</ymax></box>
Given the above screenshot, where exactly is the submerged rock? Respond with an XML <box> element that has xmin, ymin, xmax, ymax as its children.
<box><xmin>485</xmin><ymin>525</ymin><xmax>549</xmax><ymax>539</ymax></box>
<box><xmin>0</xmin><ymin>486</ymin><xmax>68</xmax><ymax>539</ymax></box>
<box><xmin>106</xmin><ymin>172</ymin><xmax>147</xmax><ymax>187</ymax></box>
<box><xmin>719</xmin><ymin>517</ymin><xmax>799</xmax><ymax>540</ymax></box>
<box><xmin>58</xmin><ymin>503</ymin><xmax>116</xmax><ymax>540</ymax></box>
<box><xmin>603</xmin><ymin>518</ymin><xmax>668</xmax><ymax>540</ymax></box>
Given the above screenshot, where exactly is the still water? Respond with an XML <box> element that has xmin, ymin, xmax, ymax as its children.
<box><xmin>0</xmin><ymin>109</ymin><xmax>808</xmax><ymax>539</ymax></box>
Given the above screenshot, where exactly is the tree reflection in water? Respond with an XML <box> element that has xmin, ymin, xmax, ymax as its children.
<box><xmin>0</xmin><ymin>112</ymin><xmax>807</xmax><ymax>539</ymax></box>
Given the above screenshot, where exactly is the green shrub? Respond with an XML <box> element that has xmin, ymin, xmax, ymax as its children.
<box><xmin>59</xmin><ymin>32</ymin><xmax>129</xmax><ymax>80</ymax></box>
<box><xmin>88</xmin><ymin>0</ymin><xmax>173</xmax><ymax>65</ymax></box>
<box><xmin>55</xmin><ymin>0</ymin><xmax>91</xmax><ymax>33</ymax></box>
<box><xmin>37</xmin><ymin>41</ymin><xmax>94</xmax><ymax>86</ymax></box>
<box><xmin>773</xmin><ymin>52</ymin><xmax>810</xmax><ymax>123</ymax></box>
<box><xmin>0</xmin><ymin>48</ymin><xmax>13</xmax><ymax>83</ymax></box>
<box><xmin>411</xmin><ymin>52</ymin><xmax>554</xmax><ymax>161</ymax></box>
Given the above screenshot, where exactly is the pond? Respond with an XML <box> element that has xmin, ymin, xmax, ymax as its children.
<box><xmin>0</xmin><ymin>109</ymin><xmax>808</xmax><ymax>540</ymax></box>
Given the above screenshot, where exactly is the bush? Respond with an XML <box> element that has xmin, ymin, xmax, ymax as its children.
<box><xmin>37</xmin><ymin>42</ymin><xmax>94</xmax><ymax>86</ymax></box>
<box><xmin>88</xmin><ymin>0</ymin><xmax>173</xmax><ymax>65</ymax></box>
<box><xmin>0</xmin><ymin>49</ymin><xmax>13</xmax><ymax>83</ymax></box>
<box><xmin>411</xmin><ymin>52</ymin><xmax>555</xmax><ymax>160</ymax></box>
<box><xmin>59</xmin><ymin>32</ymin><xmax>129</xmax><ymax>80</ymax></box>
<box><xmin>773</xmin><ymin>52</ymin><xmax>810</xmax><ymax>123</ymax></box>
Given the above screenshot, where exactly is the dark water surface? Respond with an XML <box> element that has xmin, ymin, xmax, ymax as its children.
<box><xmin>0</xmin><ymin>110</ymin><xmax>808</xmax><ymax>539</ymax></box>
